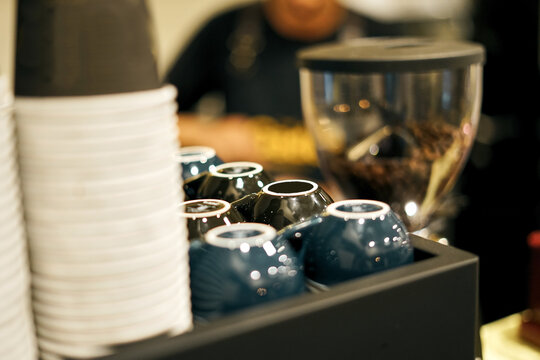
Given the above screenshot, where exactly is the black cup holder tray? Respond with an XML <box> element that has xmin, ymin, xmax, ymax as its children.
<box><xmin>96</xmin><ymin>235</ymin><xmax>479</xmax><ymax>360</ymax></box>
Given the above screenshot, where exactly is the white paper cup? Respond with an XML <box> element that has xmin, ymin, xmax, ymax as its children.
<box><xmin>0</xmin><ymin>235</ymin><xmax>28</xmax><ymax>274</ymax></box>
<box><xmin>0</xmin><ymin>156</ymin><xmax>20</xmax><ymax>182</ymax></box>
<box><xmin>0</xmin><ymin>223</ymin><xmax>26</xmax><ymax>256</ymax></box>
<box><xmin>29</xmin><ymin>226</ymin><xmax>186</xmax><ymax>263</ymax></box>
<box><xmin>31</xmin><ymin>260</ymin><xmax>188</xmax><ymax>308</ymax></box>
<box><xmin>34</xmin><ymin>291</ymin><xmax>189</xmax><ymax>334</ymax></box>
<box><xmin>19</xmin><ymin>141</ymin><xmax>178</xmax><ymax>171</ymax></box>
<box><xmin>24</xmin><ymin>188</ymin><xmax>178</xmax><ymax>224</ymax></box>
<box><xmin>33</xmin><ymin>275</ymin><xmax>186</xmax><ymax>319</ymax></box>
<box><xmin>29</xmin><ymin>234</ymin><xmax>187</xmax><ymax>279</ymax></box>
<box><xmin>15</xmin><ymin>100</ymin><xmax>177</xmax><ymax>128</ymax></box>
<box><xmin>14</xmin><ymin>85</ymin><xmax>177</xmax><ymax>116</ymax></box>
<box><xmin>37</xmin><ymin>338</ymin><xmax>113</xmax><ymax>360</ymax></box>
<box><xmin>0</xmin><ymin>305</ymin><xmax>34</xmax><ymax>349</ymax></box>
<box><xmin>35</xmin><ymin>303</ymin><xmax>188</xmax><ymax>346</ymax></box>
<box><xmin>31</xmin><ymin>247</ymin><xmax>187</xmax><ymax>293</ymax></box>
<box><xmin>15</xmin><ymin>111</ymin><xmax>178</xmax><ymax>146</ymax></box>
<box><xmin>0</xmin><ymin>288</ymin><xmax>31</xmax><ymax>325</ymax></box>
<box><xmin>20</xmin><ymin>152</ymin><xmax>176</xmax><ymax>183</ymax></box>
<box><xmin>20</xmin><ymin>163</ymin><xmax>179</xmax><ymax>198</ymax></box>
<box><xmin>0</xmin><ymin>193</ymin><xmax>24</xmax><ymax>227</ymax></box>
<box><xmin>25</xmin><ymin>209</ymin><xmax>183</xmax><ymax>247</ymax></box>
<box><xmin>23</xmin><ymin>176</ymin><xmax>179</xmax><ymax>211</ymax></box>
<box><xmin>17</xmin><ymin>122</ymin><xmax>177</xmax><ymax>155</ymax></box>
<box><xmin>0</xmin><ymin>266</ymin><xmax>30</xmax><ymax>314</ymax></box>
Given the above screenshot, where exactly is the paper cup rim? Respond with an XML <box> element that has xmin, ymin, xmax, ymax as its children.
<box><xmin>14</xmin><ymin>84</ymin><xmax>177</xmax><ymax>115</ymax></box>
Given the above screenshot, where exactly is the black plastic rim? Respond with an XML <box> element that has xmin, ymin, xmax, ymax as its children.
<box><xmin>296</xmin><ymin>36</ymin><xmax>485</xmax><ymax>73</ymax></box>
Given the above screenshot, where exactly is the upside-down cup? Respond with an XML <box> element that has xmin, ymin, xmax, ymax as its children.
<box><xmin>183</xmin><ymin>161</ymin><xmax>274</xmax><ymax>202</ymax></box>
<box><xmin>178</xmin><ymin>199</ymin><xmax>244</xmax><ymax>241</ymax></box>
<box><xmin>278</xmin><ymin>199</ymin><xmax>413</xmax><ymax>288</ymax></box>
<box><xmin>177</xmin><ymin>146</ymin><xmax>224</xmax><ymax>181</ymax></box>
<box><xmin>189</xmin><ymin>223</ymin><xmax>304</xmax><ymax>322</ymax></box>
<box><xmin>232</xmin><ymin>179</ymin><xmax>333</xmax><ymax>231</ymax></box>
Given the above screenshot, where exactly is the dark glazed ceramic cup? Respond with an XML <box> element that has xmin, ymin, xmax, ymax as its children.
<box><xmin>178</xmin><ymin>199</ymin><xmax>244</xmax><ymax>241</ymax></box>
<box><xmin>189</xmin><ymin>223</ymin><xmax>304</xmax><ymax>321</ymax></box>
<box><xmin>232</xmin><ymin>179</ymin><xmax>333</xmax><ymax>231</ymax></box>
<box><xmin>15</xmin><ymin>0</ymin><xmax>159</xmax><ymax>96</ymax></box>
<box><xmin>278</xmin><ymin>199</ymin><xmax>413</xmax><ymax>287</ymax></box>
<box><xmin>183</xmin><ymin>161</ymin><xmax>273</xmax><ymax>202</ymax></box>
<box><xmin>177</xmin><ymin>146</ymin><xmax>223</xmax><ymax>181</ymax></box>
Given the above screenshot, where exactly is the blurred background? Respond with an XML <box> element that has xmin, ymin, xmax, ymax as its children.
<box><xmin>0</xmin><ymin>0</ymin><xmax>257</xmax><ymax>87</ymax></box>
<box><xmin>0</xmin><ymin>0</ymin><xmax>539</xmax><ymax>327</ymax></box>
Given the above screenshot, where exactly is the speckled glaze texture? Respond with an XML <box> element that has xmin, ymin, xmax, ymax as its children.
<box><xmin>177</xmin><ymin>146</ymin><xmax>224</xmax><ymax>181</ymax></box>
<box><xmin>178</xmin><ymin>199</ymin><xmax>244</xmax><ymax>240</ymax></box>
<box><xmin>278</xmin><ymin>199</ymin><xmax>413</xmax><ymax>286</ymax></box>
<box><xmin>232</xmin><ymin>179</ymin><xmax>333</xmax><ymax>231</ymax></box>
<box><xmin>183</xmin><ymin>161</ymin><xmax>274</xmax><ymax>202</ymax></box>
<box><xmin>189</xmin><ymin>223</ymin><xmax>304</xmax><ymax>321</ymax></box>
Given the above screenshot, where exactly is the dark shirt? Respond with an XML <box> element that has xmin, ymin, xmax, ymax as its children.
<box><xmin>165</xmin><ymin>4</ymin><xmax>353</xmax><ymax>121</ymax></box>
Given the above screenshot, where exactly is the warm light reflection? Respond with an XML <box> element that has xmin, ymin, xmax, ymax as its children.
<box><xmin>404</xmin><ymin>201</ymin><xmax>418</xmax><ymax>216</ymax></box>
<box><xmin>333</xmin><ymin>104</ymin><xmax>350</xmax><ymax>113</ymax></box>
<box><xmin>263</xmin><ymin>241</ymin><xmax>277</xmax><ymax>256</ymax></box>
<box><xmin>358</xmin><ymin>99</ymin><xmax>370</xmax><ymax>109</ymax></box>
<box><xmin>240</xmin><ymin>243</ymin><xmax>250</xmax><ymax>253</ymax></box>
<box><xmin>463</xmin><ymin>123</ymin><xmax>472</xmax><ymax>135</ymax></box>
<box><xmin>369</xmin><ymin>144</ymin><xmax>379</xmax><ymax>155</ymax></box>
<box><xmin>438</xmin><ymin>238</ymin><xmax>449</xmax><ymax>246</ymax></box>
<box><xmin>256</xmin><ymin>288</ymin><xmax>267</xmax><ymax>296</ymax></box>
<box><xmin>288</xmin><ymin>270</ymin><xmax>297</xmax><ymax>277</ymax></box>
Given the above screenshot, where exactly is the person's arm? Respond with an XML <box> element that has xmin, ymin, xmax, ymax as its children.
<box><xmin>176</xmin><ymin>114</ymin><xmax>318</xmax><ymax>169</ymax></box>
<box><xmin>177</xmin><ymin>113</ymin><xmax>261</xmax><ymax>163</ymax></box>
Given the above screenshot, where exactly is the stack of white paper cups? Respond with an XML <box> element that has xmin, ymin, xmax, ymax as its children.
<box><xmin>15</xmin><ymin>85</ymin><xmax>192</xmax><ymax>359</ymax></box>
<box><xmin>0</xmin><ymin>75</ymin><xmax>38</xmax><ymax>360</ymax></box>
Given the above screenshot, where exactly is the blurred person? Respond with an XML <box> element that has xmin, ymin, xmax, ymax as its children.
<box><xmin>166</xmin><ymin>0</ymin><xmax>472</xmax><ymax>180</ymax></box>
<box><xmin>166</xmin><ymin>0</ymin><xmax>365</xmax><ymax>180</ymax></box>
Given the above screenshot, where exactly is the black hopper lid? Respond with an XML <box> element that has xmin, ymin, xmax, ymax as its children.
<box><xmin>297</xmin><ymin>36</ymin><xmax>485</xmax><ymax>73</ymax></box>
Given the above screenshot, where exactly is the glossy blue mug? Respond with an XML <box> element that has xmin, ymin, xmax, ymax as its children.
<box><xmin>232</xmin><ymin>179</ymin><xmax>333</xmax><ymax>231</ymax></box>
<box><xmin>183</xmin><ymin>161</ymin><xmax>274</xmax><ymax>202</ymax></box>
<box><xmin>277</xmin><ymin>199</ymin><xmax>413</xmax><ymax>287</ymax></box>
<box><xmin>178</xmin><ymin>199</ymin><xmax>244</xmax><ymax>241</ymax></box>
<box><xmin>177</xmin><ymin>146</ymin><xmax>223</xmax><ymax>181</ymax></box>
<box><xmin>189</xmin><ymin>222</ymin><xmax>305</xmax><ymax>321</ymax></box>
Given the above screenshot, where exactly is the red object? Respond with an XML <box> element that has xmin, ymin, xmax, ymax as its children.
<box><xmin>520</xmin><ymin>310</ymin><xmax>540</xmax><ymax>348</ymax></box>
<box><xmin>527</xmin><ymin>231</ymin><xmax>540</xmax><ymax>310</ymax></box>
<box><xmin>520</xmin><ymin>231</ymin><xmax>540</xmax><ymax>347</ymax></box>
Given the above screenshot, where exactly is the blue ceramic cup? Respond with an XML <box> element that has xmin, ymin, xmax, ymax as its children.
<box><xmin>278</xmin><ymin>199</ymin><xmax>413</xmax><ymax>287</ymax></box>
<box><xmin>177</xmin><ymin>146</ymin><xmax>223</xmax><ymax>181</ymax></box>
<box><xmin>178</xmin><ymin>199</ymin><xmax>244</xmax><ymax>241</ymax></box>
<box><xmin>189</xmin><ymin>222</ymin><xmax>305</xmax><ymax>321</ymax></box>
<box><xmin>232</xmin><ymin>179</ymin><xmax>333</xmax><ymax>231</ymax></box>
<box><xmin>183</xmin><ymin>161</ymin><xmax>274</xmax><ymax>202</ymax></box>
